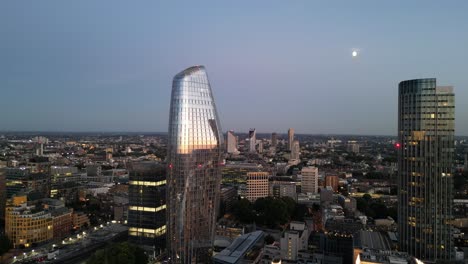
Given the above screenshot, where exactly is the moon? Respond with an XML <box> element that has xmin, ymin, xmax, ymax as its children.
<box><xmin>352</xmin><ymin>50</ymin><xmax>358</xmax><ymax>57</ymax></box>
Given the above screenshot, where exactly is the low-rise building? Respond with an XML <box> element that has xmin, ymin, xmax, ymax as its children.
<box><xmin>213</xmin><ymin>231</ymin><xmax>264</xmax><ymax>264</ymax></box>
<box><xmin>72</xmin><ymin>211</ymin><xmax>90</xmax><ymax>230</ymax></box>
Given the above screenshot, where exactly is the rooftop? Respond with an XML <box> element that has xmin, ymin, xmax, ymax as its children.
<box><xmin>213</xmin><ymin>231</ymin><xmax>264</xmax><ymax>264</ymax></box>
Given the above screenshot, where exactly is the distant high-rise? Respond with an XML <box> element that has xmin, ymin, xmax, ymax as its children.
<box><xmin>271</xmin><ymin>133</ymin><xmax>278</xmax><ymax>147</ymax></box>
<box><xmin>258</xmin><ymin>141</ymin><xmax>264</xmax><ymax>153</ymax></box>
<box><xmin>301</xmin><ymin>167</ymin><xmax>318</xmax><ymax>194</ymax></box>
<box><xmin>398</xmin><ymin>78</ymin><xmax>454</xmax><ymax>261</ymax></box>
<box><xmin>167</xmin><ymin>66</ymin><xmax>224</xmax><ymax>263</ymax></box>
<box><xmin>226</xmin><ymin>130</ymin><xmax>238</xmax><ymax>154</ymax></box>
<box><xmin>128</xmin><ymin>162</ymin><xmax>166</xmax><ymax>255</ymax></box>
<box><xmin>248</xmin><ymin>129</ymin><xmax>256</xmax><ymax>153</ymax></box>
<box><xmin>290</xmin><ymin>140</ymin><xmax>300</xmax><ymax>160</ymax></box>
<box><xmin>288</xmin><ymin>128</ymin><xmax>294</xmax><ymax>151</ymax></box>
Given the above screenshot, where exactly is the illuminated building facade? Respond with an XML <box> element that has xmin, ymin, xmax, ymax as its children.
<box><xmin>128</xmin><ymin>162</ymin><xmax>166</xmax><ymax>254</ymax></box>
<box><xmin>246</xmin><ymin>172</ymin><xmax>269</xmax><ymax>202</ymax></box>
<box><xmin>398</xmin><ymin>78</ymin><xmax>454</xmax><ymax>261</ymax></box>
<box><xmin>5</xmin><ymin>196</ymin><xmax>53</xmax><ymax>248</ymax></box>
<box><xmin>167</xmin><ymin>66</ymin><xmax>223</xmax><ymax>263</ymax></box>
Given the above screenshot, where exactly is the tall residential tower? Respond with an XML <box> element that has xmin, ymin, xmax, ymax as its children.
<box><xmin>167</xmin><ymin>66</ymin><xmax>224</xmax><ymax>263</ymax></box>
<box><xmin>226</xmin><ymin>130</ymin><xmax>238</xmax><ymax>154</ymax></box>
<box><xmin>248</xmin><ymin>129</ymin><xmax>256</xmax><ymax>153</ymax></box>
<box><xmin>398</xmin><ymin>78</ymin><xmax>454</xmax><ymax>261</ymax></box>
<box><xmin>288</xmin><ymin>128</ymin><xmax>294</xmax><ymax>151</ymax></box>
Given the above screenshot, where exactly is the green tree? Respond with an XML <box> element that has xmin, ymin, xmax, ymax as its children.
<box><xmin>87</xmin><ymin>242</ymin><xmax>148</xmax><ymax>264</ymax></box>
<box><xmin>232</xmin><ymin>199</ymin><xmax>255</xmax><ymax>223</ymax></box>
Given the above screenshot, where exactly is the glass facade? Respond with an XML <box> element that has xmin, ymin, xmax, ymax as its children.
<box><xmin>128</xmin><ymin>162</ymin><xmax>166</xmax><ymax>254</ymax></box>
<box><xmin>167</xmin><ymin>66</ymin><xmax>223</xmax><ymax>263</ymax></box>
<box><xmin>398</xmin><ymin>78</ymin><xmax>454</xmax><ymax>261</ymax></box>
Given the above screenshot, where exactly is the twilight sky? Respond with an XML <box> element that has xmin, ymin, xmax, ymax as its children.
<box><xmin>1</xmin><ymin>1</ymin><xmax>467</xmax><ymax>135</ymax></box>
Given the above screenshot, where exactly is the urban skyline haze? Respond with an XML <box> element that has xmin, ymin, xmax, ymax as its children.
<box><xmin>1</xmin><ymin>1</ymin><xmax>468</xmax><ymax>135</ymax></box>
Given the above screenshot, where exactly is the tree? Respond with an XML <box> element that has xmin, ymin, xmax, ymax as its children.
<box><xmin>232</xmin><ymin>199</ymin><xmax>255</xmax><ymax>223</ymax></box>
<box><xmin>264</xmin><ymin>235</ymin><xmax>275</xmax><ymax>245</ymax></box>
<box><xmin>87</xmin><ymin>242</ymin><xmax>147</xmax><ymax>264</ymax></box>
<box><xmin>292</xmin><ymin>203</ymin><xmax>308</xmax><ymax>221</ymax></box>
<box><xmin>0</xmin><ymin>235</ymin><xmax>12</xmax><ymax>256</ymax></box>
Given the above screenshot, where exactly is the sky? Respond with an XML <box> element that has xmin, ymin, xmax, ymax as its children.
<box><xmin>1</xmin><ymin>1</ymin><xmax>467</xmax><ymax>135</ymax></box>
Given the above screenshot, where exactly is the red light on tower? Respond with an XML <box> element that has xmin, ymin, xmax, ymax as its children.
<box><xmin>169</xmin><ymin>164</ymin><xmax>173</xmax><ymax>169</ymax></box>
<box><xmin>395</xmin><ymin>143</ymin><xmax>401</xmax><ymax>149</ymax></box>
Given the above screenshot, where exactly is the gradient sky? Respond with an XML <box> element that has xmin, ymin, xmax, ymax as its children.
<box><xmin>1</xmin><ymin>1</ymin><xmax>467</xmax><ymax>135</ymax></box>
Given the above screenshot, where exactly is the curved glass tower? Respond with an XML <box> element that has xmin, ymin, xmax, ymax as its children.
<box><xmin>167</xmin><ymin>66</ymin><xmax>223</xmax><ymax>263</ymax></box>
<box><xmin>398</xmin><ymin>78</ymin><xmax>454</xmax><ymax>261</ymax></box>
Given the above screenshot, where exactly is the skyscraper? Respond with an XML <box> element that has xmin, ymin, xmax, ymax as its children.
<box><xmin>290</xmin><ymin>140</ymin><xmax>300</xmax><ymax>160</ymax></box>
<box><xmin>128</xmin><ymin>162</ymin><xmax>166</xmax><ymax>255</ymax></box>
<box><xmin>226</xmin><ymin>130</ymin><xmax>238</xmax><ymax>154</ymax></box>
<box><xmin>167</xmin><ymin>66</ymin><xmax>224</xmax><ymax>263</ymax></box>
<box><xmin>271</xmin><ymin>133</ymin><xmax>278</xmax><ymax>147</ymax></box>
<box><xmin>398</xmin><ymin>78</ymin><xmax>454</xmax><ymax>261</ymax></box>
<box><xmin>248</xmin><ymin>128</ymin><xmax>256</xmax><ymax>153</ymax></box>
<box><xmin>288</xmin><ymin>128</ymin><xmax>294</xmax><ymax>151</ymax></box>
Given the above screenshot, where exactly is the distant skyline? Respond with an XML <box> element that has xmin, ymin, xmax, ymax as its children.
<box><xmin>1</xmin><ymin>1</ymin><xmax>468</xmax><ymax>135</ymax></box>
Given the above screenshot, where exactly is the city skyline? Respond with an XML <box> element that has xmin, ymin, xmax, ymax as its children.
<box><xmin>2</xmin><ymin>1</ymin><xmax>468</xmax><ymax>135</ymax></box>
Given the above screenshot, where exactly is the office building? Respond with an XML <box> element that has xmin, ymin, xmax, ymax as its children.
<box><xmin>325</xmin><ymin>175</ymin><xmax>339</xmax><ymax>192</ymax></box>
<box><xmin>280</xmin><ymin>221</ymin><xmax>309</xmax><ymax>261</ymax></box>
<box><xmin>220</xmin><ymin>186</ymin><xmax>237</xmax><ymax>214</ymax></box>
<box><xmin>398</xmin><ymin>78</ymin><xmax>454</xmax><ymax>261</ymax></box>
<box><xmin>269</xmin><ymin>179</ymin><xmax>297</xmax><ymax>201</ymax></box>
<box><xmin>128</xmin><ymin>162</ymin><xmax>166</xmax><ymax>254</ymax></box>
<box><xmin>246</xmin><ymin>172</ymin><xmax>269</xmax><ymax>202</ymax></box>
<box><xmin>226</xmin><ymin>130</ymin><xmax>238</xmax><ymax>154</ymax></box>
<box><xmin>167</xmin><ymin>66</ymin><xmax>224</xmax><ymax>263</ymax></box>
<box><xmin>6</xmin><ymin>167</ymin><xmax>50</xmax><ymax>199</ymax></box>
<box><xmin>288</xmin><ymin>128</ymin><xmax>294</xmax><ymax>151</ymax></box>
<box><xmin>301</xmin><ymin>166</ymin><xmax>319</xmax><ymax>194</ymax></box>
<box><xmin>5</xmin><ymin>196</ymin><xmax>73</xmax><ymax>248</ymax></box>
<box><xmin>248</xmin><ymin>129</ymin><xmax>256</xmax><ymax>153</ymax></box>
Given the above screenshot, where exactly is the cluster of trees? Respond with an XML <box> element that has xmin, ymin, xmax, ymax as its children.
<box><xmin>0</xmin><ymin>235</ymin><xmax>12</xmax><ymax>256</ymax></box>
<box><xmin>356</xmin><ymin>194</ymin><xmax>397</xmax><ymax>220</ymax></box>
<box><xmin>231</xmin><ymin>197</ymin><xmax>308</xmax><ymax>228</ymax></box>
<box><xmin>87</xmin><ymin>242</ymin><xmax>147</xmax><ymax>264</ymax></box>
